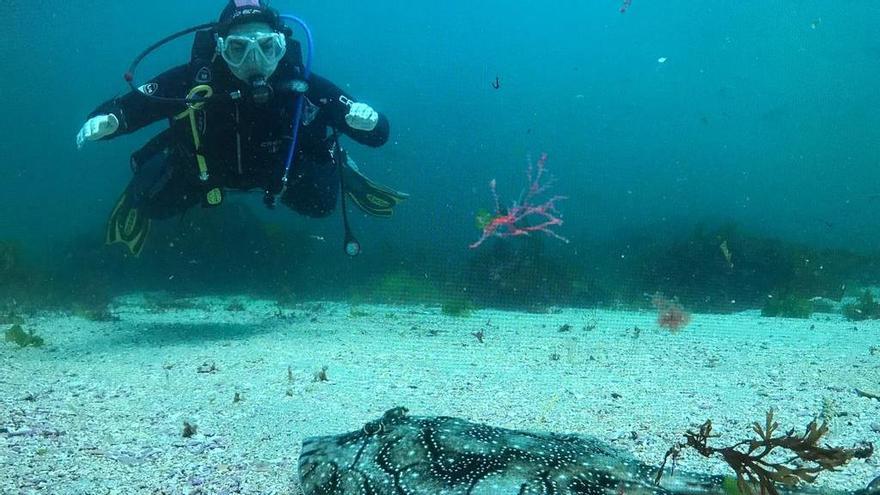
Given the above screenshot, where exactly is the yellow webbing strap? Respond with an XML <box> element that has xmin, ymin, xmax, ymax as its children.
<box><xmin>174</xmin><ymin>85</ymin><xmax>214</xmax><ymax>182</ymax></box>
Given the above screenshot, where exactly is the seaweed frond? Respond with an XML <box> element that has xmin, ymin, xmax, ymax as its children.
<box><xmin>5</xmin><ymin>324</ymin><xmax>44</xmax><ymax>348</ymax></box>
<box><xmin>655</xmin><ymin>410</ymin><xmax>873</xmax><ymax>495</ymax></box>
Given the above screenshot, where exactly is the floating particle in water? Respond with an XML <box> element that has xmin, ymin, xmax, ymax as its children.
<box><xmin>657</xmin><ymin>57</ymin><xmax>668</xmax><ymax>64</ymax></box>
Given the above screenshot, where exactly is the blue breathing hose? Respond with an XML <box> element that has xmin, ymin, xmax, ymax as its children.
<box><xmin>279</xmin><ymin>14</ymin><xmax>315</xmax><ymax>187</ymax></box>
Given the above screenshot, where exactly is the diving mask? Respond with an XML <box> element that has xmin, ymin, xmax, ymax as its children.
<box><xmin>217</xmin><ymin>31</ymin><xmax>287</xmax><ymax>80</ymax></box>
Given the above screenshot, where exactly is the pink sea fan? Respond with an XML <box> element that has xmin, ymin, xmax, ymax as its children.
<box><xmin>470</xmin><ymin>153</ymin><xmax>568</xmax><ymax>249</ymax></box>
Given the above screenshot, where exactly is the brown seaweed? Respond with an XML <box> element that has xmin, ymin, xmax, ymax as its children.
<box><xmin>655</xmin><ymin>410</ymin><xmax>873</xmax><ymax>495</ymax></box>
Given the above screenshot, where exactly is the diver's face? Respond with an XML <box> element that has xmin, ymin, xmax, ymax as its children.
<box><xmin>219</xmin><ymin>21</ymin><xmax>287</xmax><ymax>82</ymax></box>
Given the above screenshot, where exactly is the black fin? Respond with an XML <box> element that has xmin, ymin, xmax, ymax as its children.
<box><xmin>868</xmin><ymin>475</ymin><xmax>880</xmax><ymax>493</ymax></box>
<box><xmin>342</xmin><ymin>160</ymin><xmax>409</xmax><ymax>218</ymax></box>
<box><xmin>106</xmin><ymin>192</ymin><xmax>151</xmax><ymax>257</ymax></box>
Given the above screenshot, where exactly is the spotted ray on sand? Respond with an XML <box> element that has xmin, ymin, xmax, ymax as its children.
<box><xmin>299</xmin><ymin>407</ymin><xmax>720</xmax><ymax>495</ymax></box>
<box><xmin>299</xmin><ymin>407</ymin><xmax>879</xmax><ymax>495</ymax></box>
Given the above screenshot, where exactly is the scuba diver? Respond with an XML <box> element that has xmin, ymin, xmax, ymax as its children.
<box><xmin>75</xmin><ymin>0</ymin><xmax>407</xmax><ymax>257</ymax></box>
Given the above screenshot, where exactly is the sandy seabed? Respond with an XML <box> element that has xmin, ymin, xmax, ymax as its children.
<box><xmin>2</xmin><ymin>294</ymin><xmax>879</xmax><ymax>494</ymax></box>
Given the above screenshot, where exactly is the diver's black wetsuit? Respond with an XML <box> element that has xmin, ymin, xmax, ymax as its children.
<box><xmin>89</xmin><ymin>39</ymin><xmax>389</xmax><ymax>219</ymax></box>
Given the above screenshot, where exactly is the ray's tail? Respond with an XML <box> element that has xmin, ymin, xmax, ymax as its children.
<box><xmin>858</xmin><ymin>476</ymin><xmax>880</xmax><ymax>495</ymax></box>
<box><xmin>652</xmin><ymin>468</ymin><xmax>729</xmax><ymax>495</ymax></box>
<box><xmin>652</xmin><ymin>472</ymin><xmax>880</xmax><ymax>495</ymax></box>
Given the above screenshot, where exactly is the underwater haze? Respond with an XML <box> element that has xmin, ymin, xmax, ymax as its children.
<box><xmin>3</xmin><ymin>2</ymin><xmax>880</xmax><ymax>494</ymax></box>
<box><xmin>1</xmin><ymin>1</ymin><xmax>879</xmax><ymax>256</ymax></box>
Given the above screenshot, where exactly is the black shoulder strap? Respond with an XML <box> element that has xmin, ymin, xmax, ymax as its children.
<box><xmin>191</xmin><ymin>29</ymin><xmax>216</xmax><ymax>63</ymax></box>
<box><xmin>189</xmin><ymin>29</ymin><xmax>220</xmax><ymax>84</ymax></box>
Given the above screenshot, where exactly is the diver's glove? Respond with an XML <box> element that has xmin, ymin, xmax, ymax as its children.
<box><xmin>345</xmin><ymin>102</ymin><xmax>379</xmax><ymax>132</ymax></box>
<box><xmin>76</xmin><ymin>114</ymin><xmax>119</xmax><ymax>149</ymax></box>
